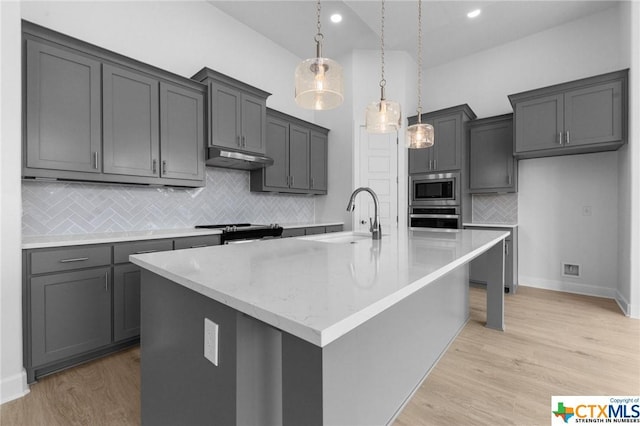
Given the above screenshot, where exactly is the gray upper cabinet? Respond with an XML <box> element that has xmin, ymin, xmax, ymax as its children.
<box><xmin>22</xmin><ymin>21</ymin><xmax>206</xmax><ymax>187</ymax></box>
<box><xmin>159</xmin><ymin>83</ymin><xmax>205</xmax><ymax>181</ymax></box>
<box><xmin>289</xmin><ymin>124</ymin><xmax>310</xmax><ymax>190</ymax></box>
<box><xmin>25</xmin><ymin>39</ymin><xmax>102</xmax><ymax>174</ymax></box>
<box><xmin>309</xmin><ymin>130</ymin><xmax>328</xmax><ymax>193</ymax></box>
<box><xmin>408</xmin><ymin>104</ymin><xmax>476</xmax><ymax>174</ymax></box>
<box><xmin>191</xmin><ymin>67</ymin><xmax>270</xmax><ymax>155</ymax></box>
<box><xmin>250</xmin><ymin>108</ymin><xmax>329</xmax><ymax>195</ymax></box>
<box><xmin>509</xmin><ymin>69</ymin><xmax>627</xmax><ymax>159</ymax></box>
<box><xmin>103</xmin><ymin>64</ymin><xmax>159</xmax><ymax>177</ymax></box>
<box><xmin>468</xmin><ymin>114</ymin><xmax>517</xmax><ymax>194</ymax></box>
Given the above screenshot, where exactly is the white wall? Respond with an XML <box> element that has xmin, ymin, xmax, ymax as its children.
<box><xmin>421</xmin><ymin>4</ymin><xmax>634</xmax><ymax>303</ymax></box>
<box><xmin>1</xmin><ymin>0</ymin><xmax>29</xmax><ymax>404</ymax></box>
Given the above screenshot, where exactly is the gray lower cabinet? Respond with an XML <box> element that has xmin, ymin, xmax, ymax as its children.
<box><xmin>468</xmin><ymin>114</ymin><xmax>517</xmax><ymax>193</ymax></box>
<box><xmin>25</xmin><ymin>38</ymin><xmax>102</xmax><ymax>174</ymax></box>
<box><xmin>250</xmin><ymin>109</ymin><xmax>329</xmax><ymax>195</ymax></box>
<box><xmin>408</xmin><ymin>105</ymin><xmax>476</xmax><ymax>174</ymax></box>
<box><xmin>509</xmin><ymin>69</ymin><xmax>628</xmax><ymax>159</ymax></box>
<box><xmin>22</xmin><ymin>21</ymin><xmax>206</xmax><ymax>187</ymax></box>
<box><xmin>464</xmin><ymin>225</ymin><xmax>518</xmax><ymax>293</ymax></box>
<box><xmin>31</xmin><ymin>267</ymin><xmax>112</xmax><ymax>367</ymax></box>
<box><xmin>174</xmin><ymin>235</ymin><xmax>222</xmax><ymax>250</ymax></box>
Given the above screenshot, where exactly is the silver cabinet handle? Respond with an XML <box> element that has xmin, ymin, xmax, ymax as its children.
<box><xmin>242</xmin><ymin>136</ymin><xmax>246</xmax><ymax>148</ymax></box>
<box><xmin>93</xmin><ymin>152</ymin><xmax>99</xmax><ymax>169</ymax></box>
<box><xmin>558</xmin><ymin>131</ymin><xmax>563</xmax><ymax>145</ymax></box>
<box><xmin>105</xmin><ymin>272</ymin><xmax>109</xmax><ymax>292</ymax></box>
<box><xmin>507</xmin><ymin>174</ymin><xmax>512</xmax><ymax>185</ymax></box>
<box><xmin>134</xmin><ymin>250</ymin><xmax>157</xmax><ymax>254</ymax></box>
<box><xmin>152</xmin><ymin>159</ymin><xmax>157</xmax><ymax>174</ymax></box>
<box><xmin>237</xmin><ymin>135</ymin><xmax>241</xmax><ymax>147</ymax></box>
<box><xmin>162</xmin><ymin>160</ymin><xmax>167</xmax><ymax>175</ymax></box>
<box><xmin>290</xmin><ymin>175</ymin><xmax>294</xmax><ymax>186</ymax></box>
<box><xmin>566</xmin><ymin>130</ymin><xmax>570</xmax><ymax>144</ymax></box>
<box><xmin>60</xmin><ymin>257</ymin><xmax>89</xmax><ymax>263</ymax></box>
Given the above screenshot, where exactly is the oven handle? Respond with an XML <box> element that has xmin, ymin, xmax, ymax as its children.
<box><xmin>410</xmin><ymin>214</ymin><xmax>460</xmax><ymax>219</ymax></box>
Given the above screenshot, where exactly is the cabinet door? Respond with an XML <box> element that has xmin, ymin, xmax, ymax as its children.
<box><xmin>264</xmin><ymin>116</ymin><xmax>290</xmax><ymax>189</ymax></box>
<box><xmin>432</xmin><ymin>115</ymin><xmax>461</xmax><ymax>171</ymax></box>
<box><xmin>240</xmin><ymin>93</ymin><xmax>267</xmax><ymax>154</ymax></box>
<box><xmin>289</xmin><ymin>124</ymin><xmax>310</xmax><ymax>190</ymax></box>
<box><xmin>514</xmin><ymin>94</ymin><xmax>564</xmax><ymax>153</ymax></box>
<box><xmin>159</xmin><ymin>83</ymin><xmax>205</xmax><ymax>181</ymax></box>
<box><xmin>31</xmin><ymin>267</ymin><xmax>111</xmax><ymax>366</ymax></box>
<box><xmin>25</xmin><ymin>40</ymin><xmax>102</xmax><ymax>173</ymax></box>
<box><xmin>469</xmin><ymin>119</ymin><xmax>515</xmax><ymax>192</ymax></box>
<box><xmin>210</xmin><ymin>81</ymin><xmax>241</xmax><ymax>149</ymax></box>
<box><xmin>103</xmin><ymin>64</ymin><xmax>159</xmax><ymax>177</ymax></box>
<box><xmin>564</xmin><ymin>81</ymin><xmax>622</xmax><ymax>147</ymax></box>
<box><xmin>113</xmin><ymin>263</ymin><xmax>141</xmax><ymax>341</ymax></box>
<box><xmin>309</xmin><ymin>131</ymin><xmax>328</xmax><ymax>192</ymax></box>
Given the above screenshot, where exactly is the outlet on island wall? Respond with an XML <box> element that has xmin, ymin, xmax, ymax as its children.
<box><xmin>22</xmin><ymin>168</ymin><xmax>315</xmax><ymax>236</ymax></box>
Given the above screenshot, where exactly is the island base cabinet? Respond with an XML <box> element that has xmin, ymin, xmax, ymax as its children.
<box><xmin>30</xmin><ymin>267</ymin><xmax>112</xmax><ymax>368</ymax></box>
<box><xmin>140</xmin><ymin>266</ymin><xmax>469</xmax><ymax>426</ymax></box>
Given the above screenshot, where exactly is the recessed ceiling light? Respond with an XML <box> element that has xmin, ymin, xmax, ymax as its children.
<box><xmin>467</xmin><ymin>9</ymin><xmax>481</xmax><ymax>18</ymax></box>
<box><xmin>330</xmin><ymin>13</ymin><xmax>343</xmax><ymax>23</ymax></box>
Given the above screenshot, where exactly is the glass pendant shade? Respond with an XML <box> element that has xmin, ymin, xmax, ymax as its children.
<box><xmin>295</xmin><ymin>57</ymin><xmax>344</xmax><ymax>110</ymax></box>
<box><xmin>365</xmin><ymin>99</ymin><xmax>401</xmax><ymax>133</ymax></box>
<box><xmin>406</xmin><ymin>122</ymin><xmax>434</xmax><ymax>149</ymax></box>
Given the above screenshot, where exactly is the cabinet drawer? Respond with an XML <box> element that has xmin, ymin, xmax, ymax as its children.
<box><xmin>114</xmin><ymin>239</ymin><xmax>173</xmax><ymax>264</ymax></box>
<box><xmin>325</xmin><ymin>225</ymin><xmax>343</xmax><ymax>233</ymax></box>
<box><xmin>304</xmin><ymin>227</ymin><xmax>326</xmax><ymax>236</ymax></box>
<box><xmin>174</xmin><ymin>235</ymin><xmax>221</xmax><ymax>250</ymax></box>
<box><xmin>30</xmin><ymin>245</ymin><xmax>111</xmax><ymax>275</ymax></box>
<box><xmin>281</xmin><ymin>228</ymin><xmax>305</xmax><ymax>238</ymax></box>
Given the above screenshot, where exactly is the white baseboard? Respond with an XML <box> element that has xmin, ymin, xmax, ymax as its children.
<box><xmin>1</xmin><ymin>369</ymin><xmax>30</xmax><ymax>404</ymax></box>
<box><xmin>519</xmin><ymin>276</ymin><xmax>617</xmax><ymax>300</ymax></box>
<box><xmin>614</xmin><ymin>289</ymin><xmax>631</xmax><ymax>316</ymax></box>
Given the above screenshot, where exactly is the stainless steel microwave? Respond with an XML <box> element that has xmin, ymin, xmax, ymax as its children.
<box><xmin>409</xmin><ymin>172</ymin><xmax>460</xmax><ymax>206</ymax></box>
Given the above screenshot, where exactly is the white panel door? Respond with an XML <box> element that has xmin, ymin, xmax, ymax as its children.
<box><xmin>355</xmin><ymin>127</ymin><xmax>398</xmax><ymax>233</ymax></box>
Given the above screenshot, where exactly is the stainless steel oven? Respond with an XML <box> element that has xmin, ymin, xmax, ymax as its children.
<box><xmin>409</xmin><ymin>172</ymin><xmax>460</xmax><ymax>206</ymax></box>
<box><xmin>409</xmin><ymin>206</ymin><xmax>460</xmax><ymax>230</ymax></box>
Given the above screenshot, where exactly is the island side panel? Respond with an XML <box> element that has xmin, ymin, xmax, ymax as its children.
<box><xmin>484</xmin><ymin>240</ymin><xmax>505</xmax><ymax>330</ymax></box>
<box><xmin>140</xmin><ymin>270</ymin><xmax>238</xmax><ymax>426</ymax></box>
<box><xmin>279</xmin><ymin>265</ymin><xmax>469</xmax><ymax>426</ymax></box>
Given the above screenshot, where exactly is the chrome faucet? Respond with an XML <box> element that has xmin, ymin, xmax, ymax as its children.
<box><xmin>346</xmin><ymin>187</ymin><xmax>382</xmax><ymax>240</ymax></box>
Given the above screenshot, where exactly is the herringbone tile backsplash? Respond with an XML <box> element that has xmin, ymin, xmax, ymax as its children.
<box><xmin>472</xmin><ymin>193</ymin><xmax>518</xmax><ymax>223</ymax></box>
<box><xmin>22</xmin><ymin>169</ymin><xmax>315</xmax><ymax>236</ymax></box>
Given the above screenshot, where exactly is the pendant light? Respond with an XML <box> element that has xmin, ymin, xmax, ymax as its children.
<box><xmin>294</xmin><ymin>0</ymin><xmax>344</xmax><ymax>110</ymax></box>
<box><xmin>406</xmin><ymin>0</ymin><xmax>434</xmax><ymax>149</ymax></box>
<box><xmin>365</xmin><ymin>0</ymin><xmax>401</xmax><ymax>133</ymax></box>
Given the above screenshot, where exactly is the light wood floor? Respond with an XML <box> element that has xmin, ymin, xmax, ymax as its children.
<box><xmin>2</xmin><ymin>287</ymin><xmax>638</xmax><ymax>426</ymax></box>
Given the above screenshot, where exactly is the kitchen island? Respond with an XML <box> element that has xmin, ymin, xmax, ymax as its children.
<box><xmin>130</xmin><ymin>228</ymin><xmax>508</xmax><ymax>426</ymax></box>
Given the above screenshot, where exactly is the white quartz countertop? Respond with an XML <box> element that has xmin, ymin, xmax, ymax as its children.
<box><xmin>130</xmin><ymin>228</ymin><xmax>508</xmax><ymax>347</ymax></box>
<box><xmin>21</xmin><ymin>222</ymin><xmax>343</xmax><ymax>249</ymax></box>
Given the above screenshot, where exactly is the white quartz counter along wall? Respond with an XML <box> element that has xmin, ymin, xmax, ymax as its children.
<box><xmin>22</xmin><ymin>169</ymin><xmax>314</xmax><ymax>235</ymax></box>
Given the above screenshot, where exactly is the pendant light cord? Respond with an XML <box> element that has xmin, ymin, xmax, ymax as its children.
<box><xmin>379</xmin><ymin>0</ymin><xmax>386</xmax><ymax>98</ymax></box>
<box><xmin>416</xmin><ymin>0</ymin><xmax>423</xmax><ymax>122</ymax></box>
<box><xmin>315</xmin><ymin>0</ymin><xmax>324</xmax><ymax>57</ymax></box>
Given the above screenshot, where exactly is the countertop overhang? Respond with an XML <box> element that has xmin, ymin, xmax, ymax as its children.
<box><xmin>130</xmin><ymin>228</ymin><xmax>508</xmax><ymax>347</ymax></box>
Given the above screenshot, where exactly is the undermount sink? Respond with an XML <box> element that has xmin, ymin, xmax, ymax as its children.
<box><xmin>299</xmin><ymin>232</ymin><xmax>378</xmax><ymax>244</ymax></box>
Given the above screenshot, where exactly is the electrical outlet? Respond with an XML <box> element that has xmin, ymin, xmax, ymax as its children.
<box><xmin>562</xmin><ymin>263</ymin><xmax>581</xmax><ymax>278</ymax></box>
<box><xmin>204</xmin><ymin>318</ymin><xmax>218</xmax><ymax>366</ymax></box>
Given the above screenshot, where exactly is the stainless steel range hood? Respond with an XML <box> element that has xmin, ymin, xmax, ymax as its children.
<box><xmin>205</xmin><ymin>146</ymin><xmax>274</xmax><ymax>171</ymax></box>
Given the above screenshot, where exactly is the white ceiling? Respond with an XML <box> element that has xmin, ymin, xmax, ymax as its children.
<box><xmin>209</xmin><ymin>1</ymin><xmax>619</xmax><ymax>68</ymax></box>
